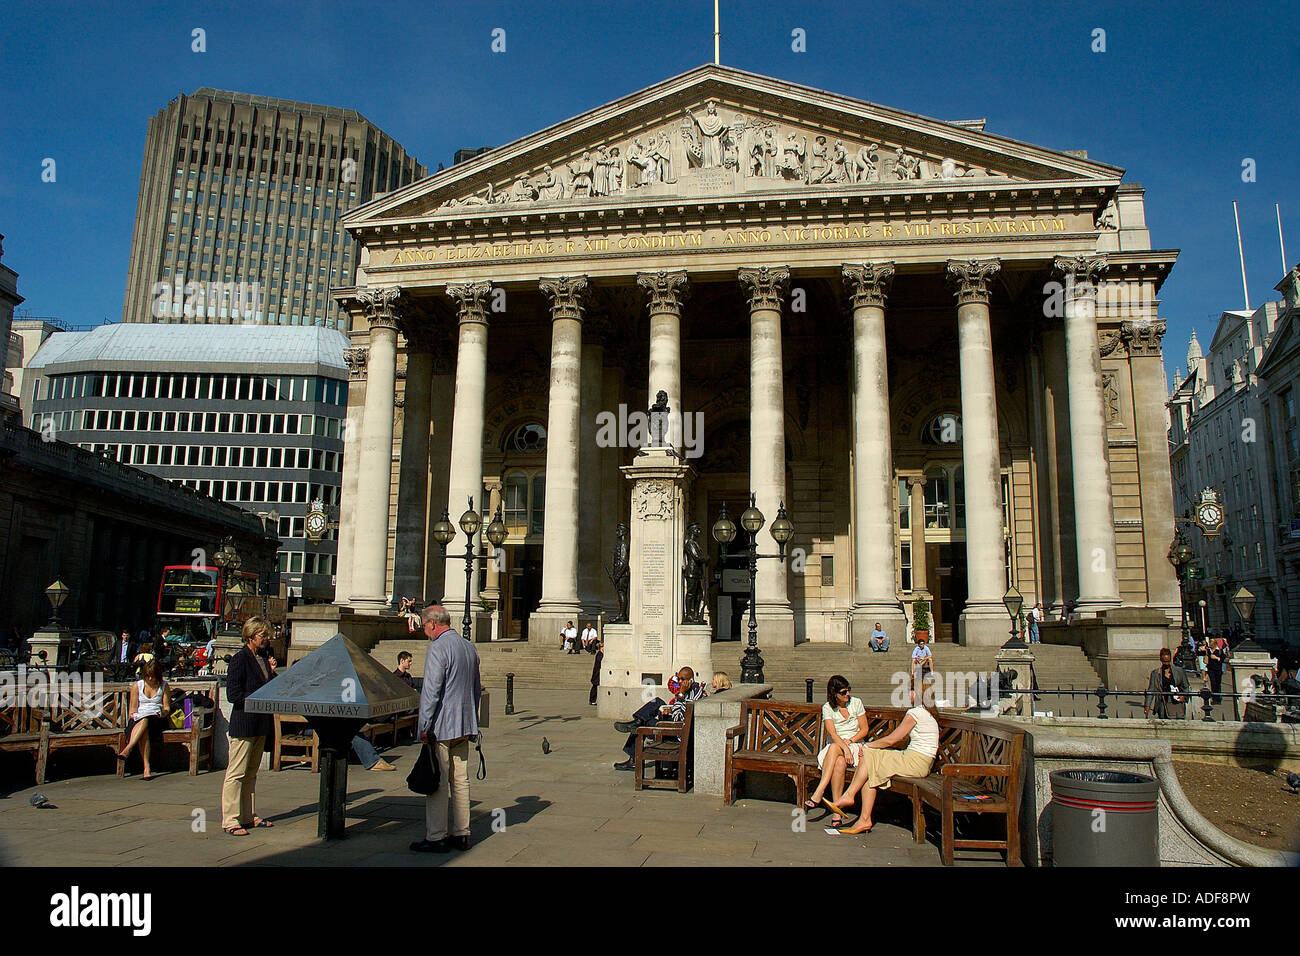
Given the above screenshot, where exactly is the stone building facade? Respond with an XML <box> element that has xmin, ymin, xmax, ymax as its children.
<box><xmin>329</xmin><ymin>65</ymin><xmax>1181</xmax><ymax>653</ymax></box>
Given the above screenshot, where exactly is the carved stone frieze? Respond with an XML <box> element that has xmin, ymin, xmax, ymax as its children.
<box><xmin>842</xmin><ymin>261</ymin><xmax>896</xmax><ymax>310</ymax></box>
<box><xmin>636</xmin><ymin>270</ymin><xmax>690</xmax><ymax>316</ymax></box>
<box><xmin>539</xmin><ymin>275</ymin><xmax>589</xmax><ymax>321</ymax></box>
<box><xmin>738</xmin><ymin>265</ymin><xmax>790</xmax><ymax>311</ymax></box>
<box><xmin>945</xmin><ymin>258</ymin><xmax>1001</xmax><ymax>305</ymax></box>
<box><xmin>430</xmin><ymin>102</ymin><xmax>1010</xmax><ymax>214</ymax></box>
<box><xmin>1098</xmin><ymin>328</ymin><xmax>1125</xmax><ymax>358</ymax></box>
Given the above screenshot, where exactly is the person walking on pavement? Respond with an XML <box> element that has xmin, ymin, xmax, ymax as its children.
<box><xmin>411</xmin><ymin>605</ymin><xmax>483</xmax><ymax>853</ymax></box>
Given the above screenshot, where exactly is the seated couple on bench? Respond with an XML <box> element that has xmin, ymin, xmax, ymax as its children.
<box><xmin>805</xmin><ymin>673</ymin><xmax>938</xmax><ymax>833</ymax></box>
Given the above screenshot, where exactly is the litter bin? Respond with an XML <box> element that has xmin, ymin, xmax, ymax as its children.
<box><xmin>1049</xmin><ymin>769</ymin><xmax>1159</xmax><ymax>867</ymax></box>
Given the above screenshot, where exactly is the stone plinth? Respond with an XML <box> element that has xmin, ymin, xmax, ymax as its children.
<box><xmin>28</xmin><ymin>626</ymin><xmax>71</xmax><ymax>667</ymax></box>
<box><xmin>690</xmin><ymin>684</ymin><xmax>772</xmax><ymax>795</ymax></box>
<box><xmin>1226</xmin><ymin>645</ymin><xmax>1277</xmax><ymax>720</ymax></box>
<box><xmin>287</xmin><ymin>604</ymin><xmax>408</xmax><ymax>664</ymax></box>
<box><xmin>1039</xmin><ymin>608</ymin><xmax>1178</xmax><ymax>689</ymax></box>
<box><xmin>597</xmin><ymin>448</ymin><xmax>711</xmax><ymax>718</ymax></box>
<box><xmin>995</xmin><ymin>645</ymin><xmax>1036</xmax><ymax>715</ymax></box>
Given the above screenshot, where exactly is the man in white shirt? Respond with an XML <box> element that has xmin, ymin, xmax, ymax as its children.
<box><xmin>580</xmin><ymin>621</ymin><xmax>599</xmax><ymax>653</ymax></box>
<box><xmin>561</xmin><ymin>621</ymin><xmax>578</xmax><ymax>653</ymax></box>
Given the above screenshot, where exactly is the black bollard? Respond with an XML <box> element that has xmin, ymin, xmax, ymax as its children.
<box><xmin>805</xmin><ymin>679</ymin><xmax>813</xmax><ymax>704</ymax></box>
<box><xmin>308</xmin><ymin>716</ymin><xmax>364</xmax><ymax>840</ymax></box>
<box><xmin>505</xmin><ymin>673</ymin><xmax>515</xmax><ymax>715</ymax></box>
<box><xmin>1095</xmin><ymin>685</ymin><xmax>1108</xmax><ymax>719</ymax></box>
<box><xmin>1200</xmin><ymin>686</ymin><xmax>1215</xmax><ymax>722</ymax></box>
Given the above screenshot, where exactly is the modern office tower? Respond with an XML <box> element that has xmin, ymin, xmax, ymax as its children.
<box><xmin>121</xmin><ymin>88</ymin><xmax>425</xmax><ymax>329</ymax></box>
<box><xmin>26</xmin><ymin>323</ymin><xmax>349</xmax><ymax>601</ymax></box>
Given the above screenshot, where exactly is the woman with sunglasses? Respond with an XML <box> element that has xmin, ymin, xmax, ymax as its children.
<box><xmin>805</xmin><ymin>674</ymin><xmax>868</xmax><ymax>826</ymax></box>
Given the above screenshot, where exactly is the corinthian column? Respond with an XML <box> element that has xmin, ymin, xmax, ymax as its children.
<box><xmin>441</xmin><ymin>281</ymin><xmax>493</xmax><ymax>622</ymax></box>
<box><xmin>636</xmin><ymin>270</ymin><xmax>689</xmax><ymax>451</ymax></box>
<box><xmin>349</xmin><ymin>287</ymin><xmax>403</xmax><ymax>611</ymax></box>
<box><xmin>532</xmin><ymin>275</ymin><xmax>588</xmax><ymax>633</ymax></box>
<box><xmin>738</xmin><ymin>266</ymin><xmax>794</xmax><ymax>642</ymax></box>
<box><xmin>946</xmin><ymin>259</ymin><xmax>1006</xmax><ymax>645</ymax></box>
<box><xmin>1054</xmin><ymin>255</ymin><xmax>1121</xmax><ymax>614</ymax></box>
<box><xmin>393</xmin><ymin>318</ymin><xmax>438</xmax><ymax>605</ymax></box>
<box><xmin>843</xmin><ymin>262</ymin><xmax>904</xmax><ymax>643</ymax></box>
<box><xmin>334</xmin><ymin>345</ymin><xmax>367</xmax><ymax>607</ymax></box>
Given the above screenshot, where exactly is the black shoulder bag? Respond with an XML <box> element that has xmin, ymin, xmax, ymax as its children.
<box><xmin>406</xmin><ymin>743</ymin><xmax>441</xmax><ymax>795</ymax></box>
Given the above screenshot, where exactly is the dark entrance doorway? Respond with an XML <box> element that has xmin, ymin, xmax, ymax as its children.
<box><xmin>707</xmin><ymin>494</ymin><xmax>751</xmax><ymax>642</ymax></box>
<box><xmin>504</xmin><ymin>544</ymin><xmax>543</xmax><ymax>641</ymax></box>
<box><xmin>925</xmin><ymin>543</ymin><xmax>968</xmax><ymax>643</ymax></box>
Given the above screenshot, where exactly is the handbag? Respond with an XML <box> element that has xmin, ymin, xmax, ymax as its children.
<box><xmin>406</xmin><ymin>743</ymin><xmax>441</xmax><ymax>795</ymax></box>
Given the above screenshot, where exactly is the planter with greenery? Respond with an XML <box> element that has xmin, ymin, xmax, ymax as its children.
<box><xmin>912</xmin><ymin>598</ymin><xmax>931</xmax><ymax>640</ymax></box>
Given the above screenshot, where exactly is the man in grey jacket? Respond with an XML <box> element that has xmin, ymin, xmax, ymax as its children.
<box><xmin>411</xmin><ymin>604</ymin><xmax>483</xmax><ymax>853</ymax></box>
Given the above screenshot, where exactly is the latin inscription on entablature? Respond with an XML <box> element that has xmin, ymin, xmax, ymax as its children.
<box><xmin>377</xmin><ymin>214</ymin><xmax>1079</xmax><ymax>268</ymax></box>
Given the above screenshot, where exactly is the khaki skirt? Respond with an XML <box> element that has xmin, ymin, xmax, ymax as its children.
<box><xmin>855</xmin><ymin>746</ymin><xmax>933</xmax><ymax>790</ymax></box>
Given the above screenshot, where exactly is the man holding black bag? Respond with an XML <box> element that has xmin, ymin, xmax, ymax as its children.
<box><xmin>410</xmin><ymin>604</ymin><xmax>482</xmax><ymax>853</ymax></box>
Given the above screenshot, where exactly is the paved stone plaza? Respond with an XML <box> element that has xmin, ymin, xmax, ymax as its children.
<box><xmin>0</xmin><ymin>689</ymin><xmax>1001</xmax><ymax>867</ymax></box>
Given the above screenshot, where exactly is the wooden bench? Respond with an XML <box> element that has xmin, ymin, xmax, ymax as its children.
<box><xmin>272</xmin><ymin>714</ymin><xmax>319</xmax><ymax>772</ymax></box>
<box><xmin>633</xmin><ymin>704</ymin><xmax>694</xmax><ymax>792</ymax></box>
<box><xmin>724</xmin><ymin>700</ymin><xmax>1026</xmax><ymax>865</ymax></box>
<box><xmin>358</xmin><ymin>709</ymin><xmax>418</xmax><ymax>748</ymax></box>
<box><xmin>0</xmin><ymin>679</ymin><xmax>217</xmax><ymax>784</ymax></box>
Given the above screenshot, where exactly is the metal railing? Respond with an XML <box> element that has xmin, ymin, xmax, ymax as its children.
<box><xmin>1010</xmin><ymin>684</ymin><xmax>1299</xmax><ymax>723</ymax></box>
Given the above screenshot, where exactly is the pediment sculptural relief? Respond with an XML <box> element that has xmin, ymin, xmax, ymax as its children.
<box><xmin>432</xmin><ymin>100</ymin><xmax>1005</xmax><ymax>212</ymax></box>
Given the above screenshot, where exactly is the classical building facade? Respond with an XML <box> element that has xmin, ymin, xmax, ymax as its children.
<box><xmin>331</xmin><ymin>65</ymin><xmax>1181</xmax><ymax>651</ymax></box>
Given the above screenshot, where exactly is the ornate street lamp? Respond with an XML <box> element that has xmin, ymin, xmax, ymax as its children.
<box><xmin>45</xmin><ymin>579</ymin><xmax>70</xmax><ymax>628</ymax></box>
<box><xmin>1167</xmin><ymin>535</ymin><xmax>1196</xmax><ymax>666</ymax></box>
<box><xmin>1231</xmin><ymin>585</ymin><xmax>1260</xmax><ymax>651</ymax></box>
<box><xmin>712</xmin><ymin>494</ymin><xmax>794</xmax><ymax>684</ymax></box>
<box><xmin>213</xmin><ymin>539</ymin><xmax>243</xmax><ymax>635</ymax></box>
<box><xmin>1002</xmin><ymin>585</ymin><xmax>1025</xmax><ymax>649</ymax></box>
<box><xmin>432</xmin><ymin>496</ymin><xmax>507</xmax><ymax>640</ymax></box>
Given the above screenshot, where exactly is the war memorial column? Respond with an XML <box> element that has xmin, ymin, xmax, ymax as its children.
<box><xmin>441</xmin><ymin>281</ymin><xmax>493</xmax><ymax>625</ymax></box>
<box><xmin>533</xmin><ymin>275</ymin><xmax>588</xmax><ymax>632</ymax></box>
<box><xmin>1054</xmin><ymin>254</ymin><xmax>1122</xmax><ymax>614</ymax></box>
<box><xmin>946</xmin><ymin>259</ymin><xmax>1007</xmax><ymax>644</ymax></box>
<box><xmin>738</xmin><ymin>266</ymin><xmax>794</xmax><ymax>644</ymax></box>
<box><xmin>349</xmin><ymin>287</ymin><xmax>403</xmax><ymax>612</ymax></box>
<box><xmin>843</xmin><ymin>262</ymin><xmax>905</xmax><ymax>642</ymax></box>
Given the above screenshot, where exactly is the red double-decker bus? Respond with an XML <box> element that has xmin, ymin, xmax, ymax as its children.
<box><xmin>156</xmin><ymin>565</ymin><xmax>287</xmax><ymax>645</ymax></box>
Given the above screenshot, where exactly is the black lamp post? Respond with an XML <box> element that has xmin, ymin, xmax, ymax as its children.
<box><xmin>1001</xmin><ymin>585</ymin><xmax>1025</xmax><ymax>649</ymax></box>
<box><xmin>44</xmin><ymin>579</ymin><xmax>70</xmax><ymax>628</ymax></box>
<box><xmin>1231</xmin><ymin>585</ymin><xmax>1260</xmax><ymax>651</ymax></box>
<box><xmin>712</xmin><ymin>493</ymin><xmax>795</xmax><ymax>684</ymax></box>
<box><xmin>431</xmin><ymin>497</ymin><xmax>507</xmax><ymax>640</ymax></box>
<box><xmin>1167</xmin><ymin>535</ymin><xmax>1195</xmax><ymax>666</ymax></box>
<box><xmin>212</xmin><ymin>540</ymin><xmax>243</xmax><ymax>636</ymax></box>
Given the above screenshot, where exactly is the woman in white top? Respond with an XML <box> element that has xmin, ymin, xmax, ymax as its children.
<box><xmin>833</xmin><ymin>679</ymin><xmax>940</xmax><ymax>834</ymax></box>
<box><xmin>806</xmin><ymin>675</ymin><xmax>869</xmax><ymax>826</ymax></box>
<box><xmin>116</xmin><ymin>658</ymin><xmax>171</xmax><ymax>780</ymax></box>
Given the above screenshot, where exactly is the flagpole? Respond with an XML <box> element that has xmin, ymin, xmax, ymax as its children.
<box><xmin>1233</xmin><ymin>200</ymin><xmax>1250</xmax><ymax>311</ymax></box>
<box><xmin>714</xmin><ymin>0</ymin><xmax>720</xmax><ymax>65</ymax></box>
<box><xmin>1278</xmin><ymin>203</ymin><xmax>1288</xmax><ymax>275</ymax></box>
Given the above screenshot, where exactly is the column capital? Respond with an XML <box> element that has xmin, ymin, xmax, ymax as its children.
<box><xmin>946</xmin><ymin>259</ymin><xmax>1001</xmax><ymax>305</ymax></box>
<box><xmin>1051</xmin><ymin>254</ymin><xmax>1109</xmax><ymax>292</ymax></box>
<box><xmin>539</xmin><ymin>275</ymin><xmax>589</xmax><ymax>320</ymax></box>
<box><xmin>445</xmin><ymin>280</ymin><xmax>494</xmax><ymax>325</ymax></box>
<box><xmin>355</xmin><ymin>286</ymin><xmax>405</xmax><ymax>331</ymax></box>
<box><xmin>737</xmin><ymin>266</ymin><xmax>790</xmax><ymax>311</ymax></box>
<box><xmin>636</xmin><ymin>270</ymin><xmax>690</xmax><ymax>316</ymax></box>
<box><xmin>842</xmin><ymin>261</ymin><xmax>896</xmax><ymax>309</ymax></box>
<box><xmin>343</xmin><ymin>346</ymin><xmax>369</xmax><ymax>381</ymax></box>
<box><xmin>906</xmin><ymin>474</ymin><xmax>927</xmax><ymax>489</ymax></box>
<box><xmin>1121</xmin><ymin>318</ymin><xmax>1167</xmax><ymax>357</ymax></box>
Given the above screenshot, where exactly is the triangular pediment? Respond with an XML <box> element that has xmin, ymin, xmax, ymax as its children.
<box><xmin>347</xmin><ymin>64</ymin><xmax>1123</xmax><ymax>227</ymax></box>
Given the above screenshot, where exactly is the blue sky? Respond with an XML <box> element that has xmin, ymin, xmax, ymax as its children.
<box><xmin>2</xmin><ymin>0</ymin><xmax>1297</xmax><ymax>385</ymax></box>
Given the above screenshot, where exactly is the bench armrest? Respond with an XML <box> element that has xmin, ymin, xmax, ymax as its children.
<box><xmin>724</xmin><ymin>723</ymin><xmax>745</xmax><ymax>741</ymax></box>
<box><xmin>939</xmin><ymin>763</ymin><xmax>1009</xmax><ymax>777</ymax></box>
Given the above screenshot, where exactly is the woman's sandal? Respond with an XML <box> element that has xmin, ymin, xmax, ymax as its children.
<box><xmin>224</xmin><ymin>826</ymin><xmax>249</xmax><ymax>836</ymax></box>
<box><xmin>841</xmin><ymin>820</ymin><xmax>874</xmax><ymax>835</ymax></box>
<box><xmin>803</xmin><ymin>799</ymin><xmax>819</xmax><ymax>810</ymax></box>
<box><xmin>251</xmin><ymin>817</ymin><xmax>274</xmax><ymax>828</ymax></box>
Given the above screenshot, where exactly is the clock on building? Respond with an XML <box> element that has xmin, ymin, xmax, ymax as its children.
<box><xmin>305</xmin><ymin>508</ymin><xmax>328</xmax><ymax>543</ymax></box>
<box><xmin>1194</xmin><ymin>488</ymin><xmax>1225</xmax><ymax>538</ymax></box>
